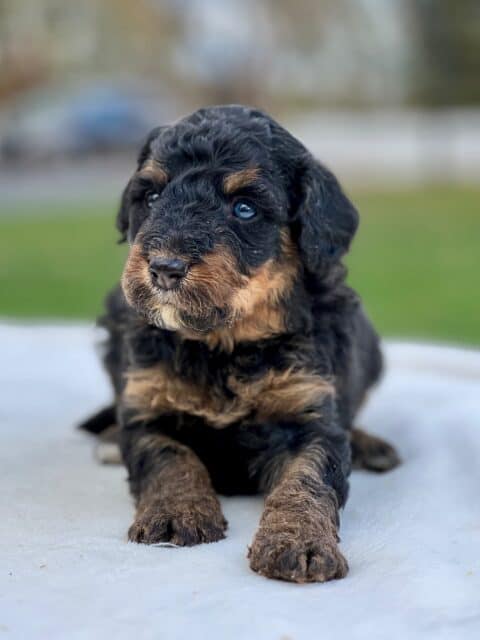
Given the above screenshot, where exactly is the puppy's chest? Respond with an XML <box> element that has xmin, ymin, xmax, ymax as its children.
<box><xmin>123</xmin><ymin>346</ymin><xmax>334</xmax><ymax>428</ymax></box>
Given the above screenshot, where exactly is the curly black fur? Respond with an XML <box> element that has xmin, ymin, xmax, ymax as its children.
<box><xmin>80</xmin><ymin>105</ymin><xmax>397</xmax><ymax>583</ymax></box>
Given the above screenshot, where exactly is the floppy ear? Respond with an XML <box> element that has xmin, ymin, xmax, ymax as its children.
<box><xmin>115</xmin><ymin>180</ymin><xmax>133</xmax><ymax>243</ymax></box>
<box><xmin>116</xmin><ymin>126</ymin><xmax>164</xmax><ymax>242</ymax></box>
<box><xmin>291</xmin><ymin>156</ymin><xmax>359</xmax><ymax>272</ymax></box>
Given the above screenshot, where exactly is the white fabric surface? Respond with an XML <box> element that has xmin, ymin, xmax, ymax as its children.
<box><xmin>1</xmin><ymin>322</ymin><xmax>480</xmax><ymax>640</ymax></box>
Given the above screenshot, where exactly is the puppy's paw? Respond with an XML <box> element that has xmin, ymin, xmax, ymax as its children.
<box><xmin>351</xmin><ymin>427</ymin><xmax>401</xmax><ymax>473</ymax></box>
<box><xmin>128</xmin><ymin>497</ymin><xmax>227</xmax><ymax>546</ymax></box>
<box><xmin>248</xmin><ymin>522</ymin><xmax>348</xmax><ymax>583</ymax></box>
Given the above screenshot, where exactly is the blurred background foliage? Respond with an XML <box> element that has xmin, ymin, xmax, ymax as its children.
<box><xmin>0</xmin><ymin>0</ymin><xmax>479</xmax><ymax>345</ymax></box>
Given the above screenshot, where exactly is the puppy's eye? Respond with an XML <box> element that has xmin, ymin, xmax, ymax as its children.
<box><xmin>233</xmin><ymin>200</ymin><xmax>256</xmax><ymax>220</ymax></box>
<box><xmin>145</xmin><ymin>191</ymin><xmax>160</xmax><ymax>208</ymax></box>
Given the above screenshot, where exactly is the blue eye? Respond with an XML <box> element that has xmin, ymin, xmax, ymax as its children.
<box><xmin>233</xmin><ymin>200</ymin><xmax>256</xmax><ymax>220</ymax></box>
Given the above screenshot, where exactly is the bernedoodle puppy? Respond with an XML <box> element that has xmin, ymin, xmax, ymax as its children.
<box><xmin>80</xmin><ymin>105</ymin><xmax>400</xmax><ymax>583</ymax></box>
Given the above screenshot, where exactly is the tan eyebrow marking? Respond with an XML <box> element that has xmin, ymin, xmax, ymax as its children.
<box><xmin>138</xmin><ymin>159</ymin><xmax>169</xmax><ymax>184</ymax></box>
<box><xmin>223</xmin><ymin>167</ymin><xmax>260</xmax><ymax>194</ymax></box>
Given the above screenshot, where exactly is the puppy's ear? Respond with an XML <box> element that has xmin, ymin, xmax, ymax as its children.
<box><xmin>136</xmin><ymin>126</ymin><xmax>164</xmax><ymax>168</ymax></box>
<box><xmin>116</xmin><ymin>126</ymin><xmax>164</xmax><ymax>242</ymax></box>
<box><xmin>291</xmin><ymin>156</ymin><xmax>359</xmax><ymax>272</ymax></box>
<box><xmin>116</xmin><ymin>180</ymin><xmax>133</xmax><ymax>243</ymax></box>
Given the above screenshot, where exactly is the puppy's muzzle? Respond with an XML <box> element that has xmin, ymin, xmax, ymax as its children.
<box><xmin>149</xmin><ymin>257</ymin><xmax>189</xmax><ymax>290</ymax></box>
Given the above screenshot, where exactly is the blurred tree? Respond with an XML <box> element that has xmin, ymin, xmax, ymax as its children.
<box><xmin>0</xmin><ymin>0</ymin><xmax>182</xmax><ymax>102</ymax></box>
<box><xmin>0</xmin><ymin>0</ymin><xmax>50</xmax><ymax>99</ymax></box>
<box><xmin>266</xmin><ymin>0</ymin><xmax>411</xmax><ymax>108</ymax></box>
<box><xmin>0</xmin><ymin>0</ymin><xmax>478</xmax><ymax>110</ymax></box>
<box><xmin>408</xmin><ymin>0</ymin><xmax>480</xmax><ymax>106</ymax></box>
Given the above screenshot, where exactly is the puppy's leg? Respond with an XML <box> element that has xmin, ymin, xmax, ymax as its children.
<box><xmin>95</xmin><ymin>424</ymin><xmax>122</xmax><ymax>465</ymax></box>
<box><xmin>350</xmin><ymin>427</ymin><xmax>401</xmax><ymax>472</ymax></box>
<box><xmin>78</xmin><ymin>406</ymin><xmax>122</xmax><ymax>464</ymax></box>
<box><xmin>122</xmin><ymin>427</ymin><xmax>227</xmax><ymax>546</ymax></box>
<box><xmin>248</xmin><ymin>423</ymin><xmax>350</xmax><ymax>583</ymax></box>
<box><xmin>78</xmin><ymin>404</ymin><xmax>116</xmax><ymax>435</ymax></box>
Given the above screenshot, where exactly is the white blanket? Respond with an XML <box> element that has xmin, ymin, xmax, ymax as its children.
<box><xmin>1</xmin><ymin>323</ymin><xmax>479</xmax><ymax>640</ymax></box>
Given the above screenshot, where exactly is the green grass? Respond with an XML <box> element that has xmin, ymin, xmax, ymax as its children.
<box><xmin>347</xmin><ymin>186</ymin><xmax>480</xmax><ymax>345</ymax></box>
<box><xmin>1</xmin><ymin>186</ymin><xmax>479</xmax><ymax>345</ymax></box>
<box><xmin>0</xmin><ymin>202</ymin><xmax>127</xmax><ymax>320</ymax></box>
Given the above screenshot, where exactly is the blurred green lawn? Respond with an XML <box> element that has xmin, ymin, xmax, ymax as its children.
<box><xmin>1</xmin><ymin>186</ymin><xmax>479</xmax><ymax>345</ymax></box>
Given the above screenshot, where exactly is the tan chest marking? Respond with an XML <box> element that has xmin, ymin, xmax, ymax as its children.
<box><xmin>124</xmin><ymin>365</ymin><xmax>334</xmax><ymax>428</ymax></box>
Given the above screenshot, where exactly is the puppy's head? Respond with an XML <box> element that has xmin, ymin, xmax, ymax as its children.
<box><xmin>119</xmin><ymin>105</ymin><xmax>358</xmax><ymax>334</ymax></box>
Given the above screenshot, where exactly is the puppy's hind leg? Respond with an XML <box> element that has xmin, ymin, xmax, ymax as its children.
<box><xmin>78</xmin><ymin>404</ymin><xmax>116</xmax><ymax>435</ymax></box>
<box><xmin>350</xmin><ymin>427</ymin><xmax>401</xmax><ymax>473</ymax></box>
<box><xmin>78</xmin><ymin>405</ymin><xmax>122</xmax><ymax>465</ymax></box>
<box><xmin>95</xmin><ymin>424</ymin><xmax>122</xmax><ymax>465</ymax></box>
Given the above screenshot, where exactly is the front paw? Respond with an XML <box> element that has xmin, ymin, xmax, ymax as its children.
<box><xmin>128</xmin><ymin>496</ymin><xmax>227</xmax><ymax>546</ymax></box>
<box><xmin>248</xmin><ymin>520</ymin><xmax>348</xmax><ymax>583</ymax></box>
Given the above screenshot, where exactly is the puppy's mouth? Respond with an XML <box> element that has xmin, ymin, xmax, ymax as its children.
<box><xmin>121</xmin><ymin>238</ymin><xmax>298</xmax><ymax>339</ymax></box>
<box><xmin>121</xmin><ymin>243</ymin><xmax>245</xmax><ymax>333</ymax></box>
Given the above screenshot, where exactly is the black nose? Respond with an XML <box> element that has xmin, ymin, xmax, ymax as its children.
<box><xmin>149</xmin><ymin>257</ymin><xmax>189</xmax><ymax>290</ymax></box>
